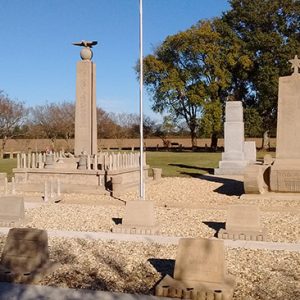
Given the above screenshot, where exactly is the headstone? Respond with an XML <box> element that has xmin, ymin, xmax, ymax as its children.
<box><xmin>215</xmin><ymin>101</ymin><xmax>254</xmax><ymax>175</ymax></box>
<box><xmin>218</xmin><ymin>204</ymin><xmax>266</xmax><ymax>241</ymax></box>
<box><xmin>112</xmin><ymin>200</ymin><xmax>159</xmax><ymax>235</ymax></box>
<box><xmin>73</xmin><ymin>41</ymin><xmax>97</xmax><ymax>156</ymax></box>
<box><xmin>0</xmin><ymin>228</ymin><xmax>57</xmax><ymax>283</ymax></box>
<box><xmin>0</xmin><ymin>196</ymin><xmax>25</xmax><ymax>227</ymax></box>
<box><xmin>155</xmin><ymin>238</ymin><xmax>235</xmax><ymax>299</ymax></box>
<box><xmin>270</xmin><ymin>56</ymin><xmax>300</xmax><ymax>192</ymax></box>
<box><xmin>152</xmin><ymin>168</ymin><xmax>162</xmax><ymax>180</ymax></box>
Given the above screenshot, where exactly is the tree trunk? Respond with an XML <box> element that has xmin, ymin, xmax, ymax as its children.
<box><xmin>190</xmin><ymin>130</ymin><xmax>197</xmax><ymax>151</ymax></box>
<box><xmin>210</xmin><ymin>133</ymin><xmax>218</xmax><ymax>152</ymax></box>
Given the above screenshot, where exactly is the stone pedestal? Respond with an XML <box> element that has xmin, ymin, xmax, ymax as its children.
<box><xmin>74</xmin><ymin>60</ymin><xmax>97</xmax><ymax>156</ymax></box>
<box><xmin>215</xmin><ymin>101</ymin><xmax>253</xmax><ymax>175</ymax></box>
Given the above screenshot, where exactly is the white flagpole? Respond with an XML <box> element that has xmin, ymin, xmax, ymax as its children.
<box><xmin>139</xmin><ymin>0</ymin><xmax>145</xmax><ymax>200</ymax></box>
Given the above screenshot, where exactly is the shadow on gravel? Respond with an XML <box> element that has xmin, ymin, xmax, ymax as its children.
<box><xmin>203</xmin><ymin>221</ymin><xmax>226</xmax><ymax>237</ymax></box>
<box><xmin>169</xmin><ymin>163</ymin><xmax>214</xmax><ymax>174</ymax></box>
<box><xmin>180</xmin><ymin>172</ymin><xmax>244</xmax><ymax>196</ymax></box>
<box><xmin>148</xmin><ymin>258</ymin><xmax>175</xmax><ymax>277</ymax></box>
<box><xmin>112</xmin><ymin>217</ymin><xmax>122</xmax><ymax>225</ymax></box>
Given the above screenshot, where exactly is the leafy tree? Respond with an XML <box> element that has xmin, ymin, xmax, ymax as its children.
<box><xmin>244</xmin><ymin>107</ymin><xmax>264</xmax><ymax>137</ymax></box>
<box><xmin>222</xmin><ymin>0</ymin><xmax>300</xmax><ymax>132</ymax></box>
<box><xmin>141</xmin><ymin>20</ymin><xmax>249</xmax><ymax>149</ymax></box>
<box><xmin>0</xmin><ymin>91</ymin><xmax>27</xmax><ymax>153</ymax></box>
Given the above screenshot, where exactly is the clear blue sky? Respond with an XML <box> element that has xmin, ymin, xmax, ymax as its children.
<box><xmin>0</xmin><ymin>0</ymin><xmax>230</xmax><ymax>121</ymax></box>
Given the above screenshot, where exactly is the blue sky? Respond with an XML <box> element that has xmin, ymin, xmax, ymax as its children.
<box><xmin>0</xmin><ymin>0</ymin><xmax>230</xmax><ymax>121</ymax></box>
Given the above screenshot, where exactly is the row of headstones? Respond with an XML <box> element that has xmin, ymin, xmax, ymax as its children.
<box><xmin>17</xmin><ymin>151</ymin><xmax>144</xmax><ymax>171</ymax></box>
<box><xmin>78</xmin><ymin>152</ymin><xmax>144</xmax><ymax>171</ymax></box>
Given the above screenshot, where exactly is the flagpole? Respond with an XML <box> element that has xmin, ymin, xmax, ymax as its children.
<box><xmin>139</xmin><ymin>0</ymin><xmax>145</xmax><ymax>200</ymax></box>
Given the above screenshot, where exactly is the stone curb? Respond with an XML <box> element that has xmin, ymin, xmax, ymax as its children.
<box><xmin>0</xmin><ymin>282</ymin><xmax>169</xmax><ymax>300</ymax></box>
<box><xmin>0</xmin><ymin>228</ymin><xmax>299</xmax><ymax>252</ymax></box>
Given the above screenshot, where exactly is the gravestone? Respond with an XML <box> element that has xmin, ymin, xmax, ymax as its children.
<box><xmin>112</xmin><ymin>200</ymin><xmax>159</xmax><ymax>235</ymax></box>
<box><xmin>215</xmin><ymin>101</ymin><xmax>255</xmax><ymax>175</ymax></box>
<box><xmin>0</xmin><ymin>196</ymin><xmax>25</xmax><ymax>227</ymax></box>
<box><xmin>0</xmin><ymin>228</ymin><xmax>57</xmax><ymax>283</ymax></box>
<box><xmin>155</xmin><ymin>238</ymin><xmax>235</xmax><ymax>299</ymax></box>
<box><xmin>73</xmin><ymin>40</ymin><xmax>97</xmax><ymax>156</ymax></box>
<box><xmin>218</xmin><ymin>205</ymin><xmax>266</xmax><ymax>241</ymax></box>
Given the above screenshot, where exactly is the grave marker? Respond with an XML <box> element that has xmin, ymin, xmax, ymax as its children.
<box><xmin>155</xmin><ymin>238</ymin><xmax>235</xmax><ymax>299</ymax></box>
<box><xmin>0</xmin><ymin>196</ymin><xmax>24</xmax><ymax>227</ymax></box>
<box><xmin>218</xmin><ymin>205</ymin><xmax>266</xmax><ymax>241</ymax></box>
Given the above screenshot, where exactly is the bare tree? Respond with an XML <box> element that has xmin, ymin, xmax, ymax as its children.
<box><xmin>30</xmin><ymin>102</ymin><xmax>75</xmax><ymax>150</ymax></box>
<box><xmin>0</xmin><ymin>91</ymin><xmax>27</xmax><ymax>154</ymax></box>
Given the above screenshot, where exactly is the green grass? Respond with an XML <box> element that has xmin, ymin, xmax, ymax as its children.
<box><xmin>146</xmin><ymin>151</ymin><xmax>221</xmax><ymax>177</ymax></box>
<box><xmin>0</xmin><ymin>150</ymin><xmax>276</xmax><ymax>180</ymax></box>
<box><xmin>0</xmin><ymin>158</ymin><xmax>17</xmax><ymax>180</ymax></box>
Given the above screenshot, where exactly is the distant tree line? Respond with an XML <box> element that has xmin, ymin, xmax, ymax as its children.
<box><xmin>0</xmin><ymin>91</ymin><xmax>193</xmax><ymax>152</ymax></box>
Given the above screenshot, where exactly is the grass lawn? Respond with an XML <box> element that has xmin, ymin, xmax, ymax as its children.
<box><xmin>146</xmin><ymin>151</ymin><xmax>221</xmax><ymax>177</ymax></box>
<box><xmin>0</xmin><ymin>158</ymin><xmax>17</xmax><ymax>180</ymax></box>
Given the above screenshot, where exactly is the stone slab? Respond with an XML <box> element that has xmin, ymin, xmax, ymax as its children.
<box><xmin>174</xmin><ymin>238</ymin><xmax>227</xmax><ymax>283</ymax></box>
<box><xmin>112</xmin><ymin>200</ymin><xmax>159</xmax><ymax>235</ymax></box>
<box><xmin>226</xmin><ymin>205</ymin><xmax>261</xmax><ymax>232</ymax></box>
<box><xmin>0</xmin><ymin>228</ymin><xmax>49</xmax><ymax>273</ymax></box>
<box><xmin>155</xmin><ymin>238</ymin><xmax>235</xmax><ymax>299</ymax></box>
<box><xmin>0</xmin><ymin>196</ymin><xmax>25</xmax><ymax>227</ymax></box>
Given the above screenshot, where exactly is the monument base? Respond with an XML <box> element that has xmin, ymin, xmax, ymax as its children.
<box><xmin>112</xmin><ymin>200</ymin><xmax>159</xmax><ymax>235</ymax></box>
<box><xmin>214</xmin><ymin>160</ymin><xmax>249</xmax><ymax>175</ymax></box>
<box><xmin>270</xmin><ymin>159</ymin><xmax>300</xmax><ymax>192</ymax></box>
<box><xmin>240</xmin><ymin>192</ymin><xmax>300</xmax><ymax>201</ymax></box>
<box><xmin>155</xmin><ymin>274</ymin><xmax>235</xmax><ymax>300</ymax></box>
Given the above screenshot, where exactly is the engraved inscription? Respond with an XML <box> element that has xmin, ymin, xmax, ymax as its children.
<box><xmin>277</xmin><ymin>171</ymin><xmax>300</xmax><ymax>192</ymax></box>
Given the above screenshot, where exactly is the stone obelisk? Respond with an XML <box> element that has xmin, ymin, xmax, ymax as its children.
<box><xmin>73</xmin><ymin>40</ymin><xmax>97</xmax><ymax>156</ymax></box>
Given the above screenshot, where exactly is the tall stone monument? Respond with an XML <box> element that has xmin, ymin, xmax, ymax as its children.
<box><xmin>215</xmin><ymin>101</ymin><xmax>256</xmax><ymax>175</ymax></box>
<box><xmin>73</xmin><ymin>40</ymin><xmax>98</xmax><ymax>156</ymax></box>
<box><xmin>270</xmin><ymin>55</ymin><xmax>300</xmax><ymax>192</ymax></box>
<box><xmin>243</xmin><ymin>55</ymin><xmax>300</xmax><ymax>195</ymax></box>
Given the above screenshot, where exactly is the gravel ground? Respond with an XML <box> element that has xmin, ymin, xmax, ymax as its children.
<box><xmin>0</xmin><ymin>237</ymin><xmax>298</xmax><ymax>300</ymax></box>
<box><xmin>1</xmin><ymin>176</ymin><xmax>299</xmax><ymax>299</ymax></box>
<box><xmin>22</xmin><ymin>177</ymin><xmax>299</xmax><ymax>243</ymax></box>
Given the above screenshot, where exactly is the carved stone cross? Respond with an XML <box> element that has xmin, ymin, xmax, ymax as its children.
<box><xmin>289</xmin><ymin>55</ymin><xmax>300</xmax><ymax>75</ymax></box>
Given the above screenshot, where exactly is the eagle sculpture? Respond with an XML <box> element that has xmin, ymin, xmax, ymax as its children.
<box><xmin>72</xmin><ymin>40</ymin><xmax>98</xmax><ymax>48</ymax></box>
